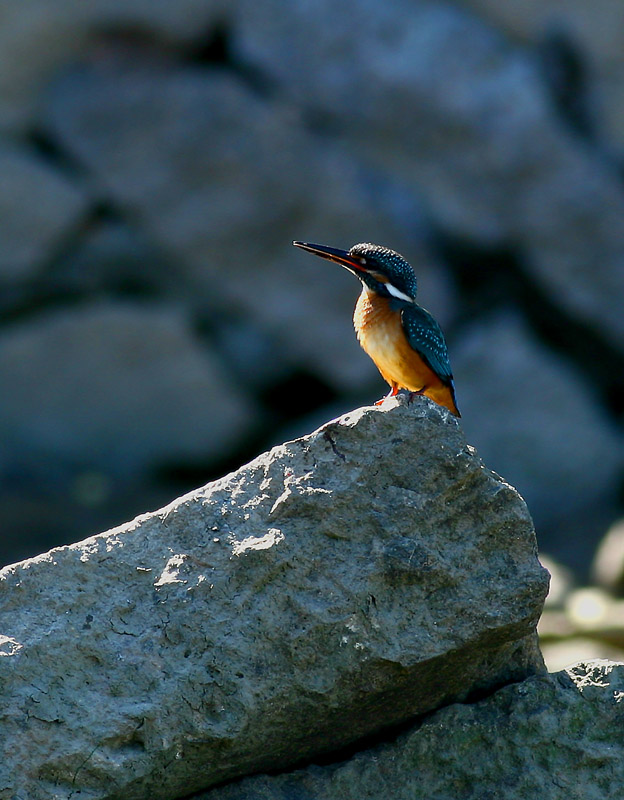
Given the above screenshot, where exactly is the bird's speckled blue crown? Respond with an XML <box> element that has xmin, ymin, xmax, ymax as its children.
<box><xmin>348</xmin><ymin>242</ymin><xmax>418</xmax><ymax>298</ymax></box>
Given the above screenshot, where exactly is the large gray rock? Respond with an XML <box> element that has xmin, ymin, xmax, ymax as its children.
<box><xmin>0</xmin><ymin>145</ymin><xmax>88</xmax><ymax>282</ymax></box>
<box><xmin>0</xmin><ymin>398</ymin><xmax>548</xmax><ymax>800</ymax></box>
<box><xmin>234</xmin><ymin>0</ymin><xmax>624</xmax><ymax>352</ymax></box>
<box><xmin>0</xmin><ymin>302</ymin><xmax>254</xmax><ymax>475</ymax></box>
<box><xmin>42</xmin><ymin>58</ymin><xmax>454</xmax><ymax>391</ymax></box>
<box><xmin>201</xmin><ymin>660</ymin><xmax>624</xmax><ymax>800</ymax></box>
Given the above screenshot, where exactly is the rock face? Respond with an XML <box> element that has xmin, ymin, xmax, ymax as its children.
<box><xmin>0</xmin><ymin>145</ymin><xmax>88</xmax><ymax>282</ymax></box>
<box><xmin>0</xmin><ymin>1</ymin><xmax>226</xmax><ymax>132</ymax></box>
<box><xmin>0</xmin><ymin>399</ymin><xmax>548</xmax><ymax>800</ymax></box>
<box><xmin>0</xmin><ymin>302</ymin><xmax>254</xmax><ymax>475</ymax></box>
<box><xmin>202</xmin><ymin>660</ymin><xmax>624</xmax><ymax>800</ymax></box>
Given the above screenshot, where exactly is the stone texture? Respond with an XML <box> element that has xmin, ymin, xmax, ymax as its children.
<box><xmin>458</xmin><ymin>0</ymin><xmax>624</xmax><ymax>151</ymax></box>
<box><xmin>234</xmin><ymin>0</ymin><xmax>624</xmax><ymax>352</ymax></box>
<box><xmin>0</xmin><ymin>399</ymin><xmax>548</xmax><ymax>800</ymax></box>
<box><xmin>0</xmin><ymin>302</ymin><xmax>254</xmax><ymax>475</ymax></box>
<box><xmin>199</xmin><ymin>660</ymin><xmax>624</xmax><ymax>800</ymax></box>
<box><xmin>0</xmin><ymin>0</ymin><xmax>226</xmax><ymax>132</ymax></box>
<box><xmin>41</xmin><ymin>57</ymin><xmax>455</xmax><ymax>391</ymax></box>
<box><xmin>452</xmin><ymin>313</ymin><xmax>624</xmax><ymax>571</ymax></box>
<box><xmin>0</xmin><ymin>145</ymin><xmax>88</xmax><ymax>281</ymax></box>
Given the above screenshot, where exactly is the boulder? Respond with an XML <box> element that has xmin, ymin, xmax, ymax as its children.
<box><xmin>0</xmin><ymin>145</ymin><xmax>88</xmax><ymax>282</ymax></box>
<box><xmin>0</xmin><ymin>302</ymin><xmax>255</xmax><ymax>475</ymax></box>
<box><xmin>0</xmin><ymin>398</ymin><xmax>548</xmax><ymax>799</ymax></box>
<box><xmin>0</xmin><ymin>0</ymin><xmax>226</xmax><ymax>132</ymax></box>
<box><xmin>200</xmin><ymin>660</ymin><xmax>624</xmax><ymax>800</ymax></box>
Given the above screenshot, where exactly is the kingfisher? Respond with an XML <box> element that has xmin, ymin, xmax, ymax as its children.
<box><xmin>293</xmin><ymin>240</ymin><xmax>460</xmax><ymax>417</ymax></box>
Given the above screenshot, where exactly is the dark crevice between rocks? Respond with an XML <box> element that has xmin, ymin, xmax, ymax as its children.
<box><xmin>183</xmin><ymin>649</ymin><xmax>544</xmax><ymax>799</ymax></box>
<box><xmin>536</xmin><ymin>28</ymin><xmax>596</xmax><ymax>143</ymax></box>
<box><xmin>430</xmin><ymin>227</ymin><xmax>624</xmax><ymax>417</ymax></box>
<box><xmin>93</xmin><ymin>25</ymin><xmax>181</xmax><ymax>54</ymax></box>
<box><xmin>185</xmin><ymin>21</ymin><xmax>277</xmax><ymax>98</ymax></box>
<box><xmin>186</xmin><ymin>22</ymin><xmax>230</xmax><ymax>65</ymax></box>
<box><xmin>27</xmin><ymin>126</ymin><xmax>93</xmax><ymax>181</ymax></box>
<box><xmin>535</xmin><ymin>29</ymin><xmax>624</xmax><ymax>181</ymax></box>
<box><xmin>0</xmin><ymin>275</ymin><xmax>164</xmax><ymax>324</ymax></box>
<box><xmin>0</xmin><ymin>209</ymin><xmax>165</xmax><ymax>328</ymax></box>
<box><xmin>177</xmin><ymin>709</ymin><xmax>439</xmax><ymax>800</ymax></box>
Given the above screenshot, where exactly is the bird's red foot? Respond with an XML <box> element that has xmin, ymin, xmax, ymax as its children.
<box><xmin>376</xmin><ymin>387</ymin><xmax>399</xmax><ymax>405</ymax></box>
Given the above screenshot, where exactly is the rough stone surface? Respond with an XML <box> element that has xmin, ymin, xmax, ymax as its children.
<box><xmin>0</xmin><ymin>399</ymin><xmax>548</xmax><ymax>800</ymax></box>
<box><xmin>199</xmin><ymin>660</ymin><xmax>624</xmax><ymax>800</ymax></box>
<box><xmin>0</xmin><ymin>145</ymin><xmax>88</xmax><ymax>281</ymax></box>
<box><xmin>0</xmin><ymin>302</ymin><xmax>254</xmax><ymax>475</ymax></box>
<box><xmin>452</xmin><ymin>313</ymin><xmax>624</xmax><ymax>571</ymax></box>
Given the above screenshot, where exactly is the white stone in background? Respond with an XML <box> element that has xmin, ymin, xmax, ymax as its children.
<box><xmin>592</xmin><ymin>518</ymin><xmax>624</xmax><ymax>592</ymax></box>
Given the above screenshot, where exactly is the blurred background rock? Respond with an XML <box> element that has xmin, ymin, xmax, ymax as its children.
<box><xmin>1</xmin><ymin>0</ymin><xmax>623</xmax><ymax>669</ymax></box>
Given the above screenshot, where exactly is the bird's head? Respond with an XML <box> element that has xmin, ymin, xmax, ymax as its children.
<box><xmin>293</xmin><ymin>241</ymin><xmax>417</xmax><ymax>304</ymax></box>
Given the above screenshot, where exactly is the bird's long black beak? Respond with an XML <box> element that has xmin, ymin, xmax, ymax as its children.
<box><xmin>293</xmin><ymin>241</ymin><xmax>367</xmax><ymax>273</ymax></box>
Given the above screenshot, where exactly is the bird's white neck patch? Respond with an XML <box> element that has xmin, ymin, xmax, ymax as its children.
<box><xmin>385</xmin><ymin>282</ymin><xmax>414</xmax><ymax>303</ymax></box>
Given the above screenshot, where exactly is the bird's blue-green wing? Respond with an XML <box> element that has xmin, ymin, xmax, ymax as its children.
<box><xmin>400</xmin><ymin>304</ymin><xmax>454</xmax><ymax>384</ymax></box>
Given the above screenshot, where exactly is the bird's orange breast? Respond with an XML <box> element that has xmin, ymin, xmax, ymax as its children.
<box><xmin>353</xmin><ymin>291</ymin><xmax>434</xmax><ymax>390</ymax></box>
<box><xmin>353</xmin><ymin>290</ymin><xmax>458</xmax><ymax>415</ymax></box>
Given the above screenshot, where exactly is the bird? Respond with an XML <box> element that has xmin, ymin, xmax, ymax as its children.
<box><xmin>293</xmin><ymin>240</ymin><xmax>460</xmax><ymax>417</ymax></box>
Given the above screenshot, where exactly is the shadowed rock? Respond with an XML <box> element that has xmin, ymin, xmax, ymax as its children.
<box><xmin>0</xmin><ymin>398</ymin><xmax>548</xmax><ymax>799</ymax></box>
<box><xmin>200</xmin><ymin>660</ymin><xmax>624</xmax><ymax>800</ymax></box>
